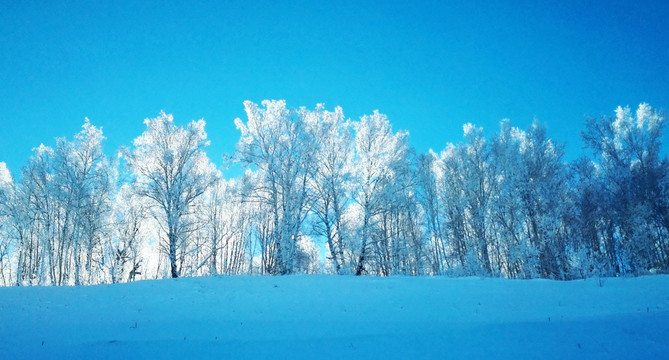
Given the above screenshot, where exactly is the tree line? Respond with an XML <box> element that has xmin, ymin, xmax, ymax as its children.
<box><xmin>0</xmin><ymin>101</ymin><xmax>667</xmax><ymax>285</ymax></box>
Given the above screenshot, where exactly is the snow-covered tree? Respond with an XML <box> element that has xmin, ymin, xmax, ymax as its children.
<box><xmin>303</xmin><ymin>105</ymin><xmax>354</xmax><ymax>274</ymax></box>
<box><xmin>434</xmin><ymin>144</ymin><xmax>470</xmax><ymax>274</ymax></box>
<box><xmin>374</xmin><ymin>146</ymin><xmax>424</xmax><ymax>276</ymax></box>
<box><xmin>191</xmin><ymin>176</ymin><xmax>250</xmax><ymax>276</ymax></box>
<box><xmin>124</xmin><ymin>112</ymin><xmax>217</xmax><ymax>278</ymax></box>
<box><xmin>350</xmin><ymin>111</ymin><xmax>410</xmax><ymax>275</ymax></box>
<box><xmin>0</xmin><ymin>100</ymin><xmax>666</xmax><ymax>285</ymax></box>
<box><xmin>8</xmin><ymin>120</ymin><xmax>113</xmax><ymax>285</ymax></box>
<box><xmin>489</xmin><ymin>120</ymin><xmax>572</xmax><ymax>279</ymax></box>
<box><xmin>235</xmin><ymin>100</ymin><xmax>316</xmax><ymax>274</ymax></box>
<box><xmin>415</xmin><ymin>151</ymin><xmax>447</xmax><ymax>274</ymax></box>
<box><xmin>54</xmin><ymin>120</ymin><xmax>113</xmax><ymax>285</ymax></box>
<box><xmin>581</xmin><ymin>103</ymin><xmax>669</xmax><ymax>274</ymax></box>
<box><xmin>14</xmin><ymin>145</ymin><xmax>55</xmax><ymax>285</ymax></box>
<box><xmin>0</xmin><ymin>163</ymin><xmax>14</xmax><ymax>285</ymax></box>
<box><xmin>435</xmin><ymin>123</ymin><xmax>496</xmax><ymax>276</ymax></box>
<box><xmin>105</xmin><ymin>184</ymin><xmax>147</xmax><ymax>283</ymax></box>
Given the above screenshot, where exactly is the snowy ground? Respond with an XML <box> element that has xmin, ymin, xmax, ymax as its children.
<box><xmin>1</xmin><ymin>275</ymin><xmax>668</xmax><ymax>359</ymax></box>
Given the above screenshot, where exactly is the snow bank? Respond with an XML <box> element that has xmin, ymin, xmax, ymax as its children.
<box><xmin>1</xmin><ymin>275</ymin><xmax>668</xmax><ymax>359</ymax></box>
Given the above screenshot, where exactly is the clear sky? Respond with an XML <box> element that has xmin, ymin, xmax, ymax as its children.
<box><xmin>1</xmin><ymin>0</ymin><xmax>668</xmax><ymax>176</ymax></box>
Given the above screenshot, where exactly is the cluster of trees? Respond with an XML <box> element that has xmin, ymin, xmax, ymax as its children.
<box><xmin>0</xmin><ymin>101</ymin><xmax>667</xmax><ymax>286</ymax></box>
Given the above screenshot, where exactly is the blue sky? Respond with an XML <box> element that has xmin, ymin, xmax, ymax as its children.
<box><xmin>1</xmin><ymin>0</ymin><xmax>668</xmax><ymax>176</ymax></box>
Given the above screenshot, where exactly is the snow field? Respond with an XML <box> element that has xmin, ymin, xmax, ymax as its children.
<box><xmin>1</xmin><ymin>275</ymin><xmax>668</xmax><ymax>359</ymax></box>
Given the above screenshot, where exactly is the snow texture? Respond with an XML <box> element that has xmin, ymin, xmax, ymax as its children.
<box><xmin>1</xmin><ymin>275</ymin><xmax>668</xmax><ymax>359</ymax></box>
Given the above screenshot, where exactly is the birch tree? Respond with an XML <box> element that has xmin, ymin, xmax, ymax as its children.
<box><xmin>304</xmin><ymin>105</ymin><xmax>354</xmax><ymax>273</ymax></box>
<box><xmin>54</xmin><ymin>120</ymin><xmax>113</xmax><ymax>285</ymax></box>
<box><xmin>0</xmin><ymin>163</ymin><xmax>14</xmax><ymax>285</ymax></box>
<box><xmin>581</xmin><ymin>103</ymin><xmax>669</xmax><ymax>273</ymax></box>
<box><xmin>235</xmin><ymin>100</ymin><xmax>315</xmax><ymax>274</ymax></box>
<box><xmin>105</xmin><ymin>184</ymin><xmax>147</xmax><ymax>283</ymax></box>
<box><xmin>489</xmin><ymin>120</ymin><xmax>571</xmax><ymax>278</ymax></box>
<box><xmin>415</xmin><ymin>151</ymin><xmax>447</xmax><ymax>274</ymax></box>
<box><xmin>351</xmin><ymin>111</ymin><xmax>409</xmax><ymax>275</ymax></box>
<box><xmin>124</xmin><ymin>112</ymin><xmax>216</xmax><ymax>278</ymax></box>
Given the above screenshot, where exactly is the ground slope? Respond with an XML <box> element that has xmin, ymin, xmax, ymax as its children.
<box><xmin>1</xmin><ymin>275</ymin><xmax>668</xmax><ymax>359</ymax></box>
